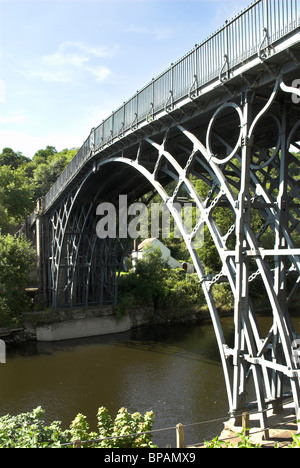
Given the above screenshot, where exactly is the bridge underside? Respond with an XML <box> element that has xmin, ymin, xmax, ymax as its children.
<box><xmin>30</xmin><ymin>36</ymin><xmax>300</xmax><ymax>431</ymax></box>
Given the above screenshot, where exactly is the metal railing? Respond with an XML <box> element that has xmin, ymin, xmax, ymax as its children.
<box><xmin>43</xmin><ymin>0</ymin><xmax>300</xmax><ymax>211</ymax></box>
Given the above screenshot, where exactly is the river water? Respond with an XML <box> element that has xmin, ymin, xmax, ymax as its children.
<box><xmin>0</xmin><ymin>314</ymin><xmax>299</xmax><ymax>447</ymax></box>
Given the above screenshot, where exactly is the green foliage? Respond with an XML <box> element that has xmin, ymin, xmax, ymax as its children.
<box><xmin>0</xmin><ymin>406</ymin><xmax>156</xmax><ymax>448</ymax></box>
<box><xmin>204</xmin><ymin>431</ymin><xmax>261</xmax><ymax>448</ymax></box>
<box><xmin>161</xmin><ymin>236</ymin><xmax>190</xmax><ymax>262</ymax></box>
<box><xmin>118</xmin><ymin>246</ymin><xmax>166</xmax><ymax>313</ymax></box>
<box><xmin>0</xmin><ymin>165</ymin><xmax>34</xmax><ymax>232</ymax></box>
<box><xmin>0</xmin><ymin>203</ymin><xmax>15</xmax><ymax>235</ymax></box>
<box><xmin>0</xmin><ymin>146</ymin><xmax>77</xmax><ymax>234</ymax></box>
<box><xmin>32</xmin><ymin>145</ymin><xmax>57</xmax><ymax>165</ymax></box>
<box><xmin>0</xmin><ymin>407</ymin><xmax>68</xmax><ymax>448</ymax></box>
<box><xmin>0</xmin><ymin>148</ymin><xmax>30</xmax><ymax>169</ymax></box>
<box><xmin>158</xmin><ymin>269</ymin><xmax>204</xmax><ymax>313</ymax></box>
<box><xmin>69</xmin><ymin>413</ymin><xmax>93</xmax><ymax>446</ymax></box>
<box><xmin>70</xmin><ymin>406</ymin><xmax>157</xmax><ymax>448</ymax></box>
<box><xmin>134</xmin><ymin>246</ymin><xmax>167</xmax><ymax>304</ymax></box>
<box><xmin>212</xmin><ymin>283</ymin><xmax>234</xmax><ymax>312</ymax></box>
<box><xmin>1</xmin><ymin>406</ymin><xmax>300</xmax><ymax>449</ymax></box>
<box><xmin>0</xmin><ymin>233</ymin><xmax>36</xmax><ymax>326</ymax></box>
<box><xmin>288</xmin><ymin>423</ymin><xmax>300</xmax><ymax>448</ymax></box>
<box><xmin>204</xmin><ymin>436</ymin><xmax>231</xmax><ymax>448</ymax></box>
<box><xmin>104</xmin><ymin>407</ymin><xmax>156</xmax><ymax>448</ymax></box>
<box><xmin>32</xmin><ymin>148</ymin><xmax>76</xmax><ymax>199</ymax></box>
<box><xmin>0</xmin><ymin>145</ymin><xmax>77</xmax><ymax>324</ymax></box>
<box><xmin>118</xmin><ymin>246</ymin><xmax>205</xmax><ymax>318</ymax></box>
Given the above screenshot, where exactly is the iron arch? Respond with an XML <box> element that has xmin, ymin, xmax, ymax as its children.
<box><xmin>46</xmin><ymin>80</ymin><xmax>300</xmax><ymax>431</ymax></box>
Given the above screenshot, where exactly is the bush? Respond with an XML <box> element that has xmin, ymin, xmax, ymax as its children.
<box><xmin>0</xmin><ymin>407</ymin><xmax>68</xmax><ymax>448</ymax></box>
<box><xmin>159</xmin><ymin>269</ymin><xmax>204</xmax><ymax>313</ymax></box>
<box><xmin>118</xmin><ymin>246</ymin><xmax>205</xmax><ymax>318</ymax></box>
<box><xmin>70</xmin><ymin>406</ymin><xmax>157</xmax><ymax>448</ymax></box>
<box><xmin>117</xmin><ymin>246</ymin><xmax>167</xmax><ymax>314</ymax></box>
<box><xmin>0</xmin><ymin>406</ymin><xmax>157</xmax><ymax>448</ymax></box>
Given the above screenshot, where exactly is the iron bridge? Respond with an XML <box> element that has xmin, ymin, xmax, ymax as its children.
<box><xmin>26</xmin><ymin>0</ymin><xmax>300</xmax><ymax>432</ymax></box>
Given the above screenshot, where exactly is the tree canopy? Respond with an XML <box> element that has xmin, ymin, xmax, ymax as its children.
<box><xmin>0</xmin><ymin>146</ymin><xmax>77</xmax><ymax>234</ymax></box>
<box><xmin>0</xmin><ymin>233</ymin><xmax>36</xmax><ymax>326</ymax></box>
<box><xmin>0</xmin><ymin>147</ymin><xmax>30</xmax><ymax>169</ymax></box>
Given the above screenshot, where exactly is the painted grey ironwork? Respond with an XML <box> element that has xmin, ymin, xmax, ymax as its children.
<box><xmin>89</xmin><ymin>78</ymin><xmax>300</xmax><ymax>431</ymax></box>
<box><xmin>47</xmin><ymin>183</ymin><xmax>121</xmax><ymax>310</ymax></box>
<box><xmin>28</xmin><ymin>0</ymin><xmax>300</xmax><ymax>435</ymax></box>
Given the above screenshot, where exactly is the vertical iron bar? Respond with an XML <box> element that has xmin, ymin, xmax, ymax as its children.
<box><xmin>232</xmin><ymin>93</ymin><xmax>251</xmax><ymax>416</ymax></box>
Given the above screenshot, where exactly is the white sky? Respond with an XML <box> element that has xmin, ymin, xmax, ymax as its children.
<box><xmin>0</xmin><ymin>0</ymin><xmax>251</xmax><ymax>158</ymax></box>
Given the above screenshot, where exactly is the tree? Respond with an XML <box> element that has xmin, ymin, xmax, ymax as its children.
<box><xmin>0</xmin><ymin>145</ymin><xmax>78</xmax><ymax>233</ymax></box>
<box><xmin>33</xmin><ymin>148</ymin><xmax>77</xmax><ymax>199</ymax></box>
<box><xmin>0</xmin><ymin>233</ymin><xmax>36</xmax><ymax>326</ymax></box>
<box><xmin>0</xmin><ymin>200</ymin><xmax>15</xmax><ymax>235</ymax></box>
<box><xmin>0</xmin><ymin>166</ymin><xmax>34</xmax><ymax>233</ymax></box>
<box><xmin>134</xmin><ymin>246</ymin><xmax>167</xmax><ymax>304</ymax></box>
<box><xmin>32</xmin><ymin>146</ymin><xmax>57</xmax><ymax>165</ymax></box>
<box><xmin>0</xmin><ymin>148</ymin><xmax>30</xmax><ymax>169</ymax></box>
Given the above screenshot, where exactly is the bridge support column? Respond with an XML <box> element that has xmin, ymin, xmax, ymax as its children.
<box><xmin>231</xmin><ymin>92</ymin><xmax>269</xmax><ymax>430</ymax></box>
<box><xmin>232</xmin><ymin>93</ymin><xmax>251</xmax><ymax>418</ymax></box>
<box><xmin>35</xmin><ymin>198</ymin><xmax>48</xmax><ymax>309</ymax></box>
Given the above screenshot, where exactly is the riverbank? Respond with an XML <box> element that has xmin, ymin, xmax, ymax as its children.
<box><xmin>5</xmin><ymin>302</ymin><xmax>217</xmax><ymax>343</ymax></box>
<box><xmin>4</xmin><ymin>300</ymin><xmax>298</xmax><ymax>345</ymax></box>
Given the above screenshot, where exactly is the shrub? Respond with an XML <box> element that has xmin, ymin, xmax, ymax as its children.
<box><xmin>95</xmin><ymin>406</ymin><xmax>157</xmax><ymax>448</ymax></box>
<box><xmin>69</xmin><ymin>406</ymin><xmax>157</xmax><ymax>448</ymax></box>
<box><xmin>0</xmin><ymin>406</ymin><xmax>157</xmax><ymax>448</ymax></box>
<box><xmin>118</xmin><ymin>246</ymin><xmax>205</xmax><ymax>317</ymax></box>
<box><xmin>117</xmin><ymin>246</ymin><xmax>167</xmax><ymax>314</ymax></box>
<box><xmin>0</xmin><ymin>407</ymin><xmax>68</xmax><ymax>448</ymax></box>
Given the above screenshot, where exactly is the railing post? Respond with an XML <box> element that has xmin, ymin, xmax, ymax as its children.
<box><xmin>171</xmin><ymin>62</ymin><xmax>174</xmax><ymax>100</ymax></box>
<box><xmin>151</xmin><ymin>77</ymin><xmax>154</xmax><ymax>112</ymax></box>
<box><xmin>242</xmin><ymin>412</ymin><xmax>250</xmax><ymax>437</ymax></box>
<box><xmin>176</xmin><ymin>423</ymin><xmax>184</xmax><ymax>448</ymax></box>
<box><xmin>225</xmin><ymin>19</ymin><xmax>229</xmax><ymax>66</ymax></box>
<box><xmin>264</xmin><ymin>0</ymin><xmax>269</xmax><ymax>33</ymax></box>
